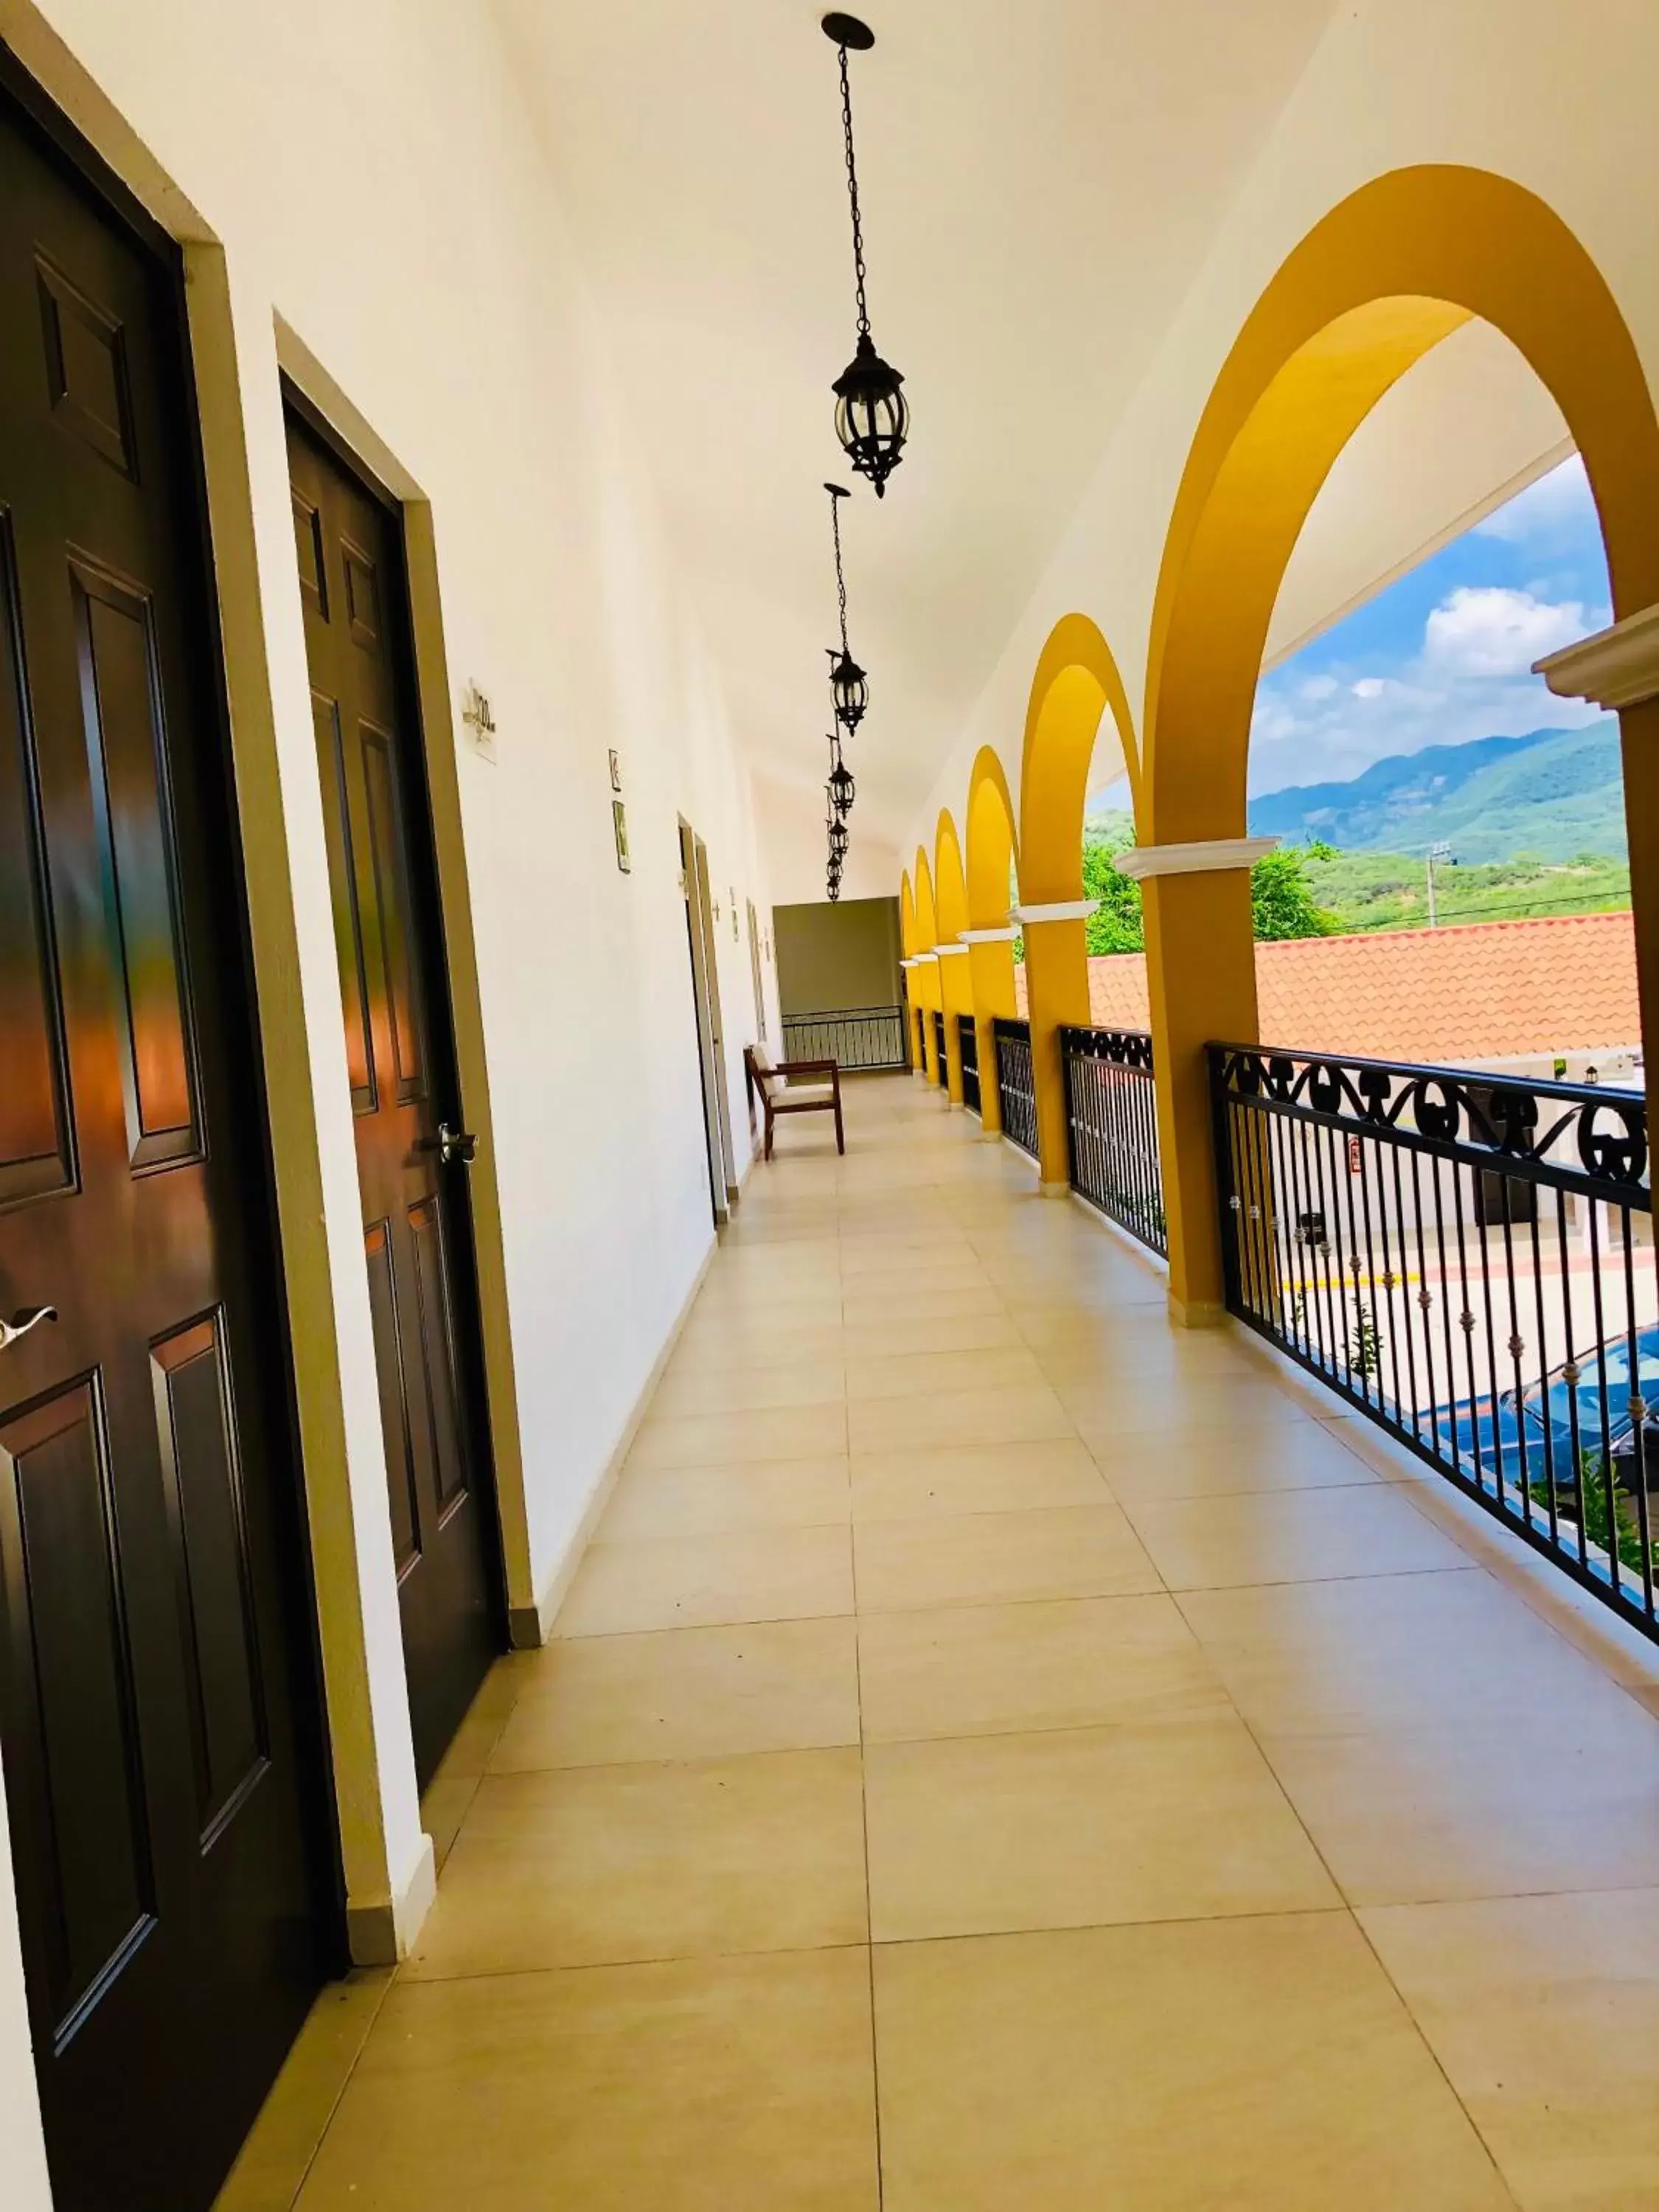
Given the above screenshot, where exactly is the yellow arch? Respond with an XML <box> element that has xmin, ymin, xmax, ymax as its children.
<box><xmin>911</xmin><ymin>848</ymin><xmax>942</xmax><ymax>1080</ymax></box>
<box><xmin>900</xmin><ymin>870</ymin><xmax>917</xmax><ymax>956</ymax></box>
<box><xmin>898</xmin><ymin>869</ymin><xmax>924</xmax><ymax>1070</ymax></box>
<box><xmin>964</xmin><ymin>745</ymin><xmax>1019</xmax><ymax>929</ymax></box>
<box><xmin>1018</xmin><ymin>613</ymin><xmax>1139</xmax><ymax>904</ymax></box>
<box><xmin>932</xmin><ymin>813</ymin><xmax>972</xmax><ymax>1103</ymax></box>
<box><xmin>963</xmin><ymin>748</ymin><xmax>1020</xmax><ymax>1133</ymax></box>
<box><xmin>933</xmin><ymin>812</ymin><xmax>969</xmax><ymax>938</ymax></box>
<box><xmin>1013</xmin><ymin>616</ymin><xmax>1139</xmax><ymax>1183</ymax></box>
<box><xmin>1141</xmin><ymin>162</ymin><xmax>1659</xmax><ymax>1320</ymax></box>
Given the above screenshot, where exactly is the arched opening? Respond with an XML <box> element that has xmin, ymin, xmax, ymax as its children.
<box><xmin>1141</xmin><ymin>163</ymin><xmax>1659</xmax><ymax>1317</ymax></box>
<box><xmin>1017</xmin><ymin>616</ymin><xmax>1140</xmax><ymax>1181</ymax></box>
<box><xmin>900</xmin><ymin>869</ymin><xmax>922</xmax><ymax>1071</ymax></box>
<box><xmin>964</xmin><ymin>748</ymin><xmax>1021</xmax><ymax>1135</ymax></box>
<box><xmin>912</xmin><ymin>849</ymin><xmax>942</xmax><ymax>1082</ymax></box>
<box><xmin>933</xmin><ymin>812</ymin><xmax>971</xmax><ymax>1102</ymax></box>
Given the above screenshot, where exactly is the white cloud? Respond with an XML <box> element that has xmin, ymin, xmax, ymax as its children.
<box><xmin>1351</xmin><ymin>676</ymin><xmax>1385</xmax><ymax>700</ymax></box>
<box><xmin>1422</xmin><ymin>585</ymin><xmax>1589</xmax><ymax>678</ymax></box>
<box><xmin>1298</xmin><ymin>674</ymin><xmax>1339</xmax><ymax>703</ymax></box>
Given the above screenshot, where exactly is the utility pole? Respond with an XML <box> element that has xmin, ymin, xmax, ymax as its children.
<box><xmin>1425</xmin><ymin>840</ymin><xmax>1453</xmax><ymax>927</ymax></box>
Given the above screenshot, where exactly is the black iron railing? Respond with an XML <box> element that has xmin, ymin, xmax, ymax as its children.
<box><xmin>781</xmin><ymin>1004</ymin><xmax>908</xmax><ymax>1071</ymax></box>
<box><xmin>994</xmin><ymin>1017</ymin><xmax>1037</xmax><ymax>1161</ymax></box>
<box><xmin>933</xmin><ymin>1009</ymin><xmax>948</xmax><ymax>1090</ymax></box>
<box><xmin>1212</xmin><ymin>1043</ymin><xmax>1658</xmax><ymax>1641</ymax></box>
<box><xmin>1062</xmin><ymin>1026</ymin><xmax>1165</xmax><ymax>1255</ymax></box>
<box><xmin>958</xmin><ymin>1015</ymin><xmax>981</xmax><ymax>1115</ymax></box>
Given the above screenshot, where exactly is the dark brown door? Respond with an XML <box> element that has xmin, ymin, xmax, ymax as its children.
<box><xmin>0</xmin><ymin>79</ymin><xmax>333</xmax><ymax>2212</ymax></box>
<box><xmin>285</xmin><ymin>410</ymin><xmax>500</xmax><ymax>1788</ymax></box>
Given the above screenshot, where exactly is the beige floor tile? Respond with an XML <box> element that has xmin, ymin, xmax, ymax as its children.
<box><xmin>672</xmin><ymin>1318</ymin><xmax>848</xmax><ymax>1371</ymax></box>
<box><xmin>864</xmin><ymin>1718</ymin><xmax>1337</xmax><ymax>1940</ymax></box>
<box><xmin>872</xmin><ymin>1916</ymin><xmax>1514</xmax><ymax>2211</ymax></box>
<box><xmin>847</xmin><ymin>1382</ymin><xmax>1074</xmax><ymax>1455</ymax></box>
<box><xmin>630</xmin><ymin>1399</ymin><xmax>848</xmax><ymax>1471</ymax></box>
<box><xmin>216</xmin><ymin>1971</ymin><xmax>393</xmax><ymax>2212</ymax></box>
<box><xmin>405</xmin><ymin>1747</ymin><xmax>868</xmax><ymax>1976</ymax></box>
<box><xmin>855</xmin><ymin>1503</ymin><xmax>1160</xmax><ymax>1613</ymax></box>
<box><xmin>1178</xmin><ymin>1567</ymin><xmax>1635</xmax><ymax>1739</ymax></box>
<box><xmin>295</xmin><ymin>1949</ymin><xmax>879</xmax><ymax>2211</ymax></box>
<box><xmin>1124</xmin><ymin>1478</ymin><xmax>1474</xmax><ymax>1590</ymax></box>
<box><xmin>598</xmin><ymin>1457</ymin><xmax>851</xmax><ymax>1541</ymax></box>
<box><xmin>419</xmin><ymin>1775</ymin><xmax>479</xmax><ymax>1877</ymax></box>
<box><xmin>839</xmin><ymin>1237</ymin><xmax>978</xmax><ymax>1277</ymax></box>
<box><xmin>836</xmin><ymin>1283</ymin><xmax>1007</xmax><ymax>1325</ymax></box>
<box><xmin>490</xmin><ymin>1618</ymin><xmax>860</xmax><ymax>1770</ymax></box>
<box><xmin>557</xmin><ymin>1523</ymin><xmax>853</xmax><ymax>1636</ymax></box>
<box><xmin>858</xmin><ymin>1593</ymin><xmax>1232</xmax><ymax>1744</ymax></box>
<box><xmin>1262</xmin><ymin>1705</ymin><xmax>1659</xmax><ymax>1905</ymax></box>
<box><xmin>841</xmin><ymin>1310</ymin><xmax>1025</xmax><ymax>1360</ymax></box>
<box><xmin>425</xmin><ymin>1655</ymin><xmax>529</xmax><ymax>1784</ymax></box>
<box><xmin>1088</xmin><ymin>1413</ymin><xmax>1380</xmax><ymax>1498</ymax></box>
<box><xmin>1360</xmin><ymin>1888</ymin><xmax>1659</xmax><ymax>2211</ymax></box>
<box><xmin>850</xmin><ymin>1436</ymin><xmax>1110</xmax><ymax>1522</ymax></box>
<box><xmin>650</xmin><ymin>1357</ymin><xmax>846</xmax><ymax>1416</ymax></box>
<box><xmin>844</xmin><ymin>1343</ymin><xmax>1048</xmax><ymax>1402</ymax></box>
<box><xmin>1061</xmin><ymin>1369</ymin><xmax>1315</xmax><ymax>1433</ymax></box>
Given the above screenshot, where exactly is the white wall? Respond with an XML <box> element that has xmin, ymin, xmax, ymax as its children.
<box><xmin>906</xmin><ymin>0</ymin><xmax>1659</xmax><ymax>852</ymax></box>
<box><xmin>0</xmin><ymin>1</ymin><xmax>779</xmax><ymax>2197</ymax></box>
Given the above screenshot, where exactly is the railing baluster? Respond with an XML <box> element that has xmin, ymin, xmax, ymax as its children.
<box><xmin>1208</xmin><ymin>1041</ymin><xmax>1655</xmax><ymax>1642</ymax></box>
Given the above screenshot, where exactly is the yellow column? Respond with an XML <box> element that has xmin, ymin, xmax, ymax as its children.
<box><xmin>967</xmin><ymin>936</ymin><xmax>1016</xmax><ymax>1136</ymax></box>
<box><xmin>1141</xmin><ymin>866</ymin><xmax>1258</xmax><ymax>1325</ymax></box>
<box><xmin>904</xmin><ymin>978</ymin><xmax>925</xmax><ymax>1074</ymax></box>
<box><xmin>938</xmin><ymin>950</ymin><xmax>971</xmax><ymax>1105</ymax></box>
<box><xmin>1020</xmin><ymin>913</ymin><xmax>1092</xmax><ymax>1192</ymax></box>
<box><xmin>917</xmin><ymin>959</ymin><xmax>940</xmax><ymax>1082</ymax></box>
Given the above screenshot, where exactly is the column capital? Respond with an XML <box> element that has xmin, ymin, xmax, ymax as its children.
<box><xmin>1007</xmin><ymin>898</ymin><xmax>1097</xmax><ymax>923</ymax></box>
<box><xmin>1113</xmin><ymin>836</ymin><xmax>1277</xmax><ymax>881</ymax></box>
<box><xmin>1535</xmin><ymin>602</ymin><xmax>1659</xmax><ymax>710</ymax></box>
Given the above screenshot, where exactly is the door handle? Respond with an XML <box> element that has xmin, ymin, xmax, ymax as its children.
<box><xmin>0</xmin><ymin>1305</ymin><xmax>58</xmax><ymax>1353</ymax></box>
<box><xmin>436</xmin><ymin>1122</ymin><xmax>477</xmax><ymax>1168</ymax></box>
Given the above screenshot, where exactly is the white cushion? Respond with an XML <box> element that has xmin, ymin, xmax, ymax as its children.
<box><xmin>776</xmin><ymin>1082</ymin><xmax>834</xmax><ymax>1106</ymax></box>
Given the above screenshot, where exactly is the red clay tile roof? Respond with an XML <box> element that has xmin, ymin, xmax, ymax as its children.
<box><xmin>1014</xmin><ymin>912</ymin><xmax>1640</xmax><ymax>1062</ymax></box>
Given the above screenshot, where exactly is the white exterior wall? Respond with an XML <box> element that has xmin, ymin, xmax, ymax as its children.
<box><xmin>907</xmin><ymin>0</ymin><xmax>1659</xmax><ymax>851</ymax></box>
<box><xmin>0</xmin><ymin>3</ymin><xmax>779</xmax><ymax>2198</ymax></box>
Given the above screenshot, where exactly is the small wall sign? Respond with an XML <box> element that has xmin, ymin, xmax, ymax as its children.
<box><xmin>460</xmin><ymin>680</ymin><xmax>497</xmax><ymax>763</ymax></box>
<box><xmin>612</xmin><ymin>798</ymin><xmax>630</xmax><ymax>873</ymax></box>
<box><xmin>608</xmin><ymin>748</ymin><xmax>622</xmax><ymax>792</ymax></box>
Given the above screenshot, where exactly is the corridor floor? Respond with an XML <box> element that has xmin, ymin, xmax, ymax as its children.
<box><xmin>226</xmin><ymin>1074</ymin><xmax>1659</xmax><ymax>2211</ymax></box>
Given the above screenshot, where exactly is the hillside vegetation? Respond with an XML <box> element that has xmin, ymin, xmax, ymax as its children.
<box><xmin>1245</xmin><ymin>720</ymin><xmax>1624</xmax><ymax>863</ymax></box>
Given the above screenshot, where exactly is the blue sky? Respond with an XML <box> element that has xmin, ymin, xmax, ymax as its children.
<box><xmin>1091</xmin><ymin>454</ymin><xmax>1610</xmax><ymax>810</ymax></box>
<box><xmin>1247</xmin><ymin>454</ymin><xmax>1610</xmax><ymax>795</ymax></box>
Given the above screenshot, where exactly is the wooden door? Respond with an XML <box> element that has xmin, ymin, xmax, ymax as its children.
<box><xmin>680</xmin><ymin>821</ymin><xmax>728</xmax><ymax>1225</ymax></box>
<box><xmin>0</xmin><ymin>82</ymin><xmax>333</xmax><ymax>2212</ymax></box>
<box><xmin>693</xmin><ymin>836</ymin><xmax>737</xmax><ymax>1201</ymax></box>
<box><xmin>285</xmin><ymin>410</ymin><xmax>501</xmax><ymax>1789</ymax></box>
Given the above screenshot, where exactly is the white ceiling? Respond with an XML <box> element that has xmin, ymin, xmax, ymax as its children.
<box><xmin>493</xmin><ymin>0</ymin><xmax>1339</xmax><ymax>846</ymax></box>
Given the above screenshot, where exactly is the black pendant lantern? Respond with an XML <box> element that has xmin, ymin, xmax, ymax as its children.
<box><xmin>823</xmin><ymin>14</ymin><xmax>908</xmax><ymax>497</ymax></box>
<box><xmin>828</xmin><ymin>732</ymin><xmax>855</xmax><ymax>817</ymax></box>
<box><xmin>824</xmin><ymin>482</ymin><xmax>868</xmax><ymax>733</ymax></box>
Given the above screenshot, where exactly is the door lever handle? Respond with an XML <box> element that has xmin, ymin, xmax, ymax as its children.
<box><xmin>0</xmin><ymin>1305</ymin><xmax>58</xmax><ymax>1352</ymax></box>
<box><xmin>436</xmin><ymin>1122</ymin><xmax>477</xmax><ymax>1168</ymax></box>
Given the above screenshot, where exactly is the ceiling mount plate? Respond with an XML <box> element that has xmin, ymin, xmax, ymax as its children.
<box><xmin>822</xmin><ymin>13</ymin><xmax>875</xmax><ymax>51</ymax></box>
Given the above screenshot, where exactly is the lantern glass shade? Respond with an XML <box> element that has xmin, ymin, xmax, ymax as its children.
<box><xmin>829</xmin><ymin>759</ymin><xmax>855</xmax><ymax>815</ymax></box>
<box><xmin>833</xmin><ymin>331</ymin><xmax>908</xmax><ymax>498</ymax></box>
<box><xmin>827</xmin><ymin>649</ymin><xmax>867</xmax><ymax>733</ymax></box>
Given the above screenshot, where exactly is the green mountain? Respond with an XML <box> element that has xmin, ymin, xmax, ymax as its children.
<box><xmin>1245</xmin><ymin>720</ymin><xmax>1624</xmax><ymax>863</ymax></box>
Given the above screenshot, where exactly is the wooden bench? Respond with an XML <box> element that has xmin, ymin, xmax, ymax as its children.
<box><xmin>745</xmin><ymin>1043</ymin><xmax>844</xmax><ymax>1159</ymax></box>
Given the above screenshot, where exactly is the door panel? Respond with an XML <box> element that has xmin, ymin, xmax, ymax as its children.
<box><xmin>0</xmin><ymin>1377</ymin><xmax>154</xmax><ymax>2042</ymax></box>
<box><xmin>0</xmin><ymin>84</ymin><xmax>333</xmax><ymax>2212</ymax></box>
<box><xmin>287</xmin><ymin>408</ymin><xmax>500</xmax><ymax>1787</ymax></box>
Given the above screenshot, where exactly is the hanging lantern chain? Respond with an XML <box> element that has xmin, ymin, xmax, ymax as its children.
<box><xmin>837</xmin><ymin>41</ymin><xmax>872</xmax><ymax>341</ymax></box>
<box><xmin>828</xmin><ymin>481</ymin><xmax>851</xmax><ymax>655</ymax></box>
